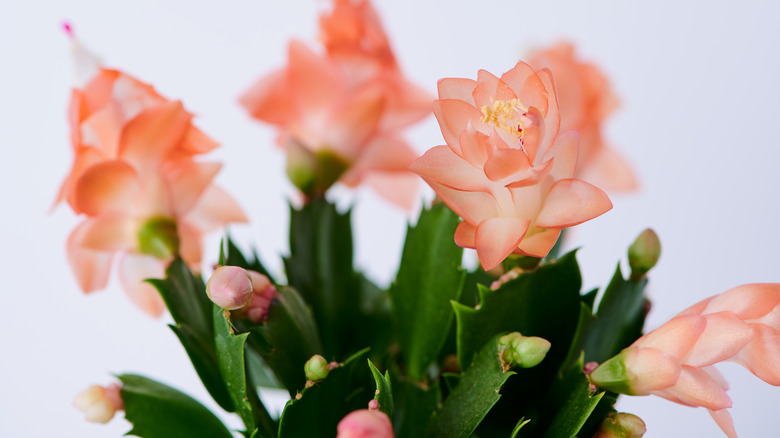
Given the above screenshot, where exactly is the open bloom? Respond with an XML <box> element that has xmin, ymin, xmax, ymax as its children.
<box><xmin>590</xmin><ymin>283</ymin><xmax>780</xmax><ymax>437</ymax></box>
<box><xmin>56</xmin><ymin>36</ymin><xmax>246</xmax><ymax>316</ymax></box>
<box><xmin>410</xmin><ymin>61</ymin><xmax>612</xmax><ymax>270</ymax></box>
<box><xmin>240</xmin><ymin>0</ymin><xmax>431</xmax><ymax>209</ymax></box>
<box><xmin>528</xmin><ymin>42</ymin><xmax>637</xmax><ymax>192</ymax></box>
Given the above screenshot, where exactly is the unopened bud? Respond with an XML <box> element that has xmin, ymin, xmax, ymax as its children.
<box><xmin>206</xmin><ymin>266</ymin><xmax>253</xmax><ymax>310</ymax></box>
<box><xmin>137</xmin><ymin>217</ymin><xmax>179</xmax><ymax>259</ymax></box>
<box><xmin>628</xmin><ymin>229</ymin><xmax>661</xmax><ymax>278</ymax></box>
<box><xmin>233</xmin><ymin>271</ymin><xmax>279</xmax><ymax>323</ymax></box>
<box><xmin>594</xmin><ymin>412</ymin><xmax>647</xmax><ymax>438</ymax></box>
<box><xmin>337</xmin><ymin>409</ymin><xmax>394</xmax><ymax>438</ymax></box>
<box><xmin>498</xmin><ymin>332</ymin><xmax>551</xmax><ymax>370</ymax></box>
<box><xmin>73</xmin><ymin>383</ymin><xmax>123</xmax><ymax>424</ymax></box>
<box><xmin>305</xmin><ymin>354</ymin><xmax>330</xmax><ymax>382</ymax></box>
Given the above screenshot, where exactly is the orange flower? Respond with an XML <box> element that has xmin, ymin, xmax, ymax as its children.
<box><xmin>57</xmin><ymin>38</ymin><xmax>246</xmax><ymax>316</ymax></box>
<box><xmin>240</xmin><ymin>0</ymin><xmax>431</xmax><ymax>209</ymax></box>
<box><xmin>410</xmin><ymin>61</ymin><xmax>612</xmax><ymax>270</ymax></box>
<box><xmin>590</xmin><ymin>283</ymin><xmax>780</xmax><ymax>437</ymax></box>
<box><xmin>528</xmin><ymin>42</ymin><xmax>637</xmax><ymax>192</ymax></box>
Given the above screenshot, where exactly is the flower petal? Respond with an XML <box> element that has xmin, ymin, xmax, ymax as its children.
<box><xmin>185</xmin><ymin>185</ymin><xmax>248</xmax><ymax>234</ymax></box>
<box><xmin>708</xmin><ymin>409</ymin><xmax>738</xmax><ymax>438</ymax></box>
<box><xmin>424</xmin><ymin>180</ymin><xmax>499</xmax><ymax>225</ymax></box>
<box><xmin>164</xmin><ymin>161</ymin><xmax>222</xmax><ymax>216</ymax></box>
<box><xmin>239</xmin><ymin>68</ymin><xmax>293</xmax><ymax>125</ymax></box>
<box><xmin>682</xmin><ymin>311</ymin><xmax>754</xmax><ymax>367</ymax></box>
<box><xmin>288</xmin><ymin>40</ymin><xmax>341</xmax><ymax>120</ymax></box>
<box><xmin>475</xmin><ymin>217</ymin><xmax>530</xmax><ymax>271</ymax></box>
<box><xmin>499</xmin><ymin>62</ymin><xmax>549</xmax><ymax>116</ymax></box>
<box><xmin>433</xmin><ymin>99</ymin><xmax>485</xmax><ymax>156</ymax></box>
<box><xmin>409</xmin><ymin>145</ymin><xmax>488</xmax><ymax>192</ymax></box>
<box><xmin>664</xmin><ymin>366</ymin><xmax>732</xmax><ymax>410</ymax></box>
<box><xmin>545</xmin><ymin>130</ymin><xmax>579</xmax><ymax>180</ymax></box>
<box><xmin>454</xmin><ymin>221</ymin><xmax>476</xmax><ymax>248</ymax></box>
<box><xmin>118</xmin><ymin>100</ymin><xmax>192</xmax><ymax>167</ymax></box>
<box><xmin>79</xmin><ymin>215</ymin><xmax>139</xmax><ymax>252</ymax></box>
<box><xmin>634</xmin><ymin>314</ymin><xmax>707</xmax><ymax>358</ymax></box>
<box><xmin>484</xmin><ymin>147</ymin><xmax>530</xmax><ymax>182</ymax></box>
<box><xmin>516</xmin><ymin>228</ymin><xmax>561</xmax><ymax>258</ymax></box>
<box><xmin>578</xmin><ymin>144</ymin><xmax>639</xmax><ymax>192</ymax></box>
<box><xmin>472</xmin><ymin>69</ymin><xmax>516</xmax><ymax>109</ymax></box>
<box><xmin>703</xmin><ymin>283</ymin><xmax>780</xmax><ymax>320</ymax></box>
<box><xmin>179</xmin><ymin>125</ymin><xmax>220</xmax><ymax>155</ymax></box>
<box><xmin>733</xmin><ymin>323</ymin><xmax>780</xmax><ymax>385</ymax></box>
<box><xmin>74</xmin><ymin>160</ymin><xmax>140</xmax><ymax>216</ymax></box>
<box><xmin>535</xmin><ymin>179</ymin><xmax>612</xmax><ymax>228</ymax></box>
<box><xmin>66</xmin><ymin>221</ymin><xmax>115</xmax><ymax>293</ymax></box>
<box><xmin>437</xmin><ymin>77</ymin><xmax>477</xmax><ymax>105</ymax></box>
<box><xmin>118</xmin><ymin>254</ymin><xmax>166</xmax><ymax>317</ymax></box>
<box><xmin>362</xmin><ymin>171</ymin><xmax>419</xmax><ymax>211</ymax></box>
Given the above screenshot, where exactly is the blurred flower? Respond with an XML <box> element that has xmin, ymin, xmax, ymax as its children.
<box><xmin>56</xmin><ymin>33</ymin><xmax>246</xmax><ymax>316</ymax></box>
<box><xmin>528</xmin><ymin>42</ymin><xmax>637</xmax><ymax>192</ymax></box>
<box><xmin>590</xmin><ymin>283</ymin><xmax>780</xmax><ymax>438</ymax></box>
<box><xmin>409</xmin><ymin>61</ymin><xmax>612</xmax><ymax>270</ymax></box>
<box><xmin>240</xmin><ymin>0</ymin><xmax>431</xmax><ymax>209</ymax></box>
<box><xmin>73</xmin><ymin>383</ymin><xmax>123</xmax><ymax>424</ymax></box>
<box><xmin>206</xmin><ymin>266</ymin><xmax>254</xmax><ymax>310</ymax></box>
<box><xmin>336</xmin><ymin>407</ymin><xmax>394</xmax><ymax>438</ymax></box>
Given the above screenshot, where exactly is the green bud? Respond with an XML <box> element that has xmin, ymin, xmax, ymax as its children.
<box><xmin>498</xmin><ymin>332</ymin><xmax>551</xmax><ymax>370</ymax></box>
<box><xmin>137</xmin><ymin>217</ymin><xmax>179</xmax><ymax>259</ymax></box>
<box><xmin>594</xmin><ymin>412</ymin><xmax>647</xmax><ymax>438</ymax></box>
<box><xmin>628</xmin><ymin>229</ymin><xmax>661</xmax><ymax>278</ymax></box>
<box><xmin>304</xmin><ymin>354</ymin><xmax>330</xmax><ymax>381</ymax></box>
<box><xmin>588</xmin><ymin>351</ymin><xmax>633</xmax><ymax>395</ymax></box>
<box><xmin>285</xmin><ymin>139</ymin><xmax>350</xmax><ymax>199</ymax></box>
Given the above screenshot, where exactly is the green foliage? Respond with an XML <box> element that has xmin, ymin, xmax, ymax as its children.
<box><xmin>119</xmin><ymin>374</ymin><xmax>233</xmax><ymax>438</ymax></box>
<box><xmin>277</xmin><ymin>349</ymin><xmax>372</xmax><ymax>438</ymax></box>
<box><xmin>368</xmin><ymin>360</ymin><xmax>394</xmax><ymax>419</ymax></box>
<box><xmin>214</xmin><ymin>307</ymin><xmax>256</xmax><ymax>433</ymax></box>
<box><xmin>249</xmin><ymin>286</ymin><xmax>324</xmax><ymax>397</ymax></box>
<box><xmin>424</xmin><ymin>334</ymin><xmax>515</xmax><ymax>438</ymax></box>
<box><xmin>147</xmin><ymin>259</ymin><xmax>233</xmax><ymax>412</ymax></box>
<box><xmin>284</xmin><ymin>199</ymin><xmax>362</xmax><ymax>359</ymax></box>
<box><xmin>219</xmin><ymin>235</ymin><xmax>276</xmax><ymax>284</ymax></box>
<box><xmin>538</xmin><ymin>358</ymin><xmax>605</xmax><ymax>438</ymax></box>
<box><xmin>390</xmin><ymin>203</ymin><xmax>465</xmax><ymax>381</ymax></box>
<box><xmin>452</xmin><ymin>251</ymin><xmax>582</xmax><ymax>370</ymax></box>
<box><xmin>579</xmin><ymin>265</ymin><xmax>649</xmax><ymax>364</ymax></box>
<box><xmin>391</xmin><ymin>376</ymin><xmax>441</xmax><ymax>438</ymax></box>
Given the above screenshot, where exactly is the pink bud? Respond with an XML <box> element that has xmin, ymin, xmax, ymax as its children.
<box><xmin>336</xmin><ymin>409</ymin><xmax>394</xmax><ymax>438</ymax></box>
<box><xmin>206</xmin><ymin>266</ymin><xmax>253</xmax><ymax>310</ymax></box>
<box><xmin>73</xmin><ymin>383</ymin><xmax>123</xmax><ymax>424</ymax></box>
<box><xmin>232</xmin><ymin>271</ymin><xmax>278</xmax><ymax>323</ymax></box>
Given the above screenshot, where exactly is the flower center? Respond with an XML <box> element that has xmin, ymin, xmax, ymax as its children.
<box><xmin>480</xmin><ymin>98</ymin><xmax>527</xmax><ymax>141</ymax></box>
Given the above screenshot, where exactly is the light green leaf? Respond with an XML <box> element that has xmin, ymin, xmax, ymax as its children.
<box><xmin>214</xmin><ymin>307</ymin><xmax>255</xmax><ymax>432</ymax></box>
<box><xmin>368</xmin><ymin>360</ymin><xmax>394</xmax><ymax>419</ymax></box>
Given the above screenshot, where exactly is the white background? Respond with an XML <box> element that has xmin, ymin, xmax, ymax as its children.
<box><xmin>2</xmin><ymin>1</ymin><xmax>780</xmax><ymax>437</ymax></box>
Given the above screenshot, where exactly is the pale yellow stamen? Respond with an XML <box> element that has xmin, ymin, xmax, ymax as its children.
<box><xmin>480</xmin><ymin>98</ymin><xmax>526</xmax><ymax>139</ymax></box>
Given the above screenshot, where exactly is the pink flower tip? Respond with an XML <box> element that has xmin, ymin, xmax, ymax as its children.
<box><xmin>337</xmin><ymin>409</ymin><xmax>394</xmax><ymax>438</ymax></box>
<box><xmin>206</xmin><ymin>266</ymin><xmax>254</xmax><ymax>310</ymax></box>
<box><xmin>368</xmin><ymin>399</ymin><xmax>379</xmax><ymax>411</ymax></box>
<box><xmin>232</xmin><ymin>271</ymin><xmax>278</xmax><ymax>323</ymax></box>
<box><xmin>62</xmin><ymin>21</ymin><xmax>74</xmax><ymax>38</ymax></box>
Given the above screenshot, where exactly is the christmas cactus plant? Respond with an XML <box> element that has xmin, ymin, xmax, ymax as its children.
<box><xmin>60</xmin><ymin>2</ymin><xmax>779</xmax><ymax>438</ymax></box>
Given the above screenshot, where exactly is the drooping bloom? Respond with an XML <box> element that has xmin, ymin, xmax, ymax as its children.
<box><xmin>590</xmin><ymin>283</ymin><xmax>780</xmax><ymax>437</ymax></box>
<box><xmin>73</xmin><ymin>383</ymin><xmax>124</xmax><ymax>424</ymax></box>
<box><xmin>409</xmin><ymin>61</ymin><xmax>612</xmax><ymax>270</ymax></box>
<box><xmin>528</xmin><ymin>43</ymin><xmax>637</xmax><ymax>192</ymax></box>
<box><xmin>239</xmin><ymin>0</ymin><xmax>432</xmax><ymax>209</ymax></box>
<box><xmin>56</xmin><ymin>33</ymin><xmax>246</xmax><ymax>316</ymax></box>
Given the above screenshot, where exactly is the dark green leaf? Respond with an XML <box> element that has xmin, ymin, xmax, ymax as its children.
<box><xmin>540</xmin><ymin>359</ymin><xmax>605</xmax><ymax>438</ymax></box>
<box><xmin>424</xmin><ymin>335</ymin><xmax>515</xmax><ymax>438</ymax></box>
<box><xmin>510</xmin><ymin>418</ymin><xmax>531</xmax><ymax>438</ymax></box>
<box><xmin>452</xmin><ymin>251</ymin><xmax>582</xmax><ymax>370</ymax></box>
<box><xmin>580</xmin><ymin>264</ymin><xmax>648</xmax><ymax>363</ymax></box>
<box><xmin>119</xmin><ymin>374</ymin><xmax>233</xmax><ymax>438</ymax></box>
<box><xmin>214</xmin><ymin>307</ymin><xmax>255</xmax><ymax>432</ymax></box>
<box><xmin>148</xmin><ymin>259</ymin><xmax>233</xmax><ymax>412</ymax></box>
<box><xmin>390</xmin><ymin>203</ymin><xmax>465</xmax><ymax>380</ymax></box>
<box><xmin>391</xmin><ymin>376</ymin><xmax>441</xmax><ymax>438</ymax></box>
<box><xmin>277</xmin><ymin>349</ymin><xmax>372</xmax><ymax>438</ymax></box>
<box><xmin>245</xmin><ymin>348</ymin><xmax>282</xmax><ymax>390</ymax></box>
<box><xmin>368</xmin><ymin>360</ymin><xmax>394</xmax><ymax>419</ymax></box>
<box><xmin>249</xmin><ymin>286</ymin><xmax>323</xmax><ymax>397</ymax></box>
<box><xmin>284</xmin><ymin>199</ymin><xmax>361</xmax><ymax>359</ymax></box>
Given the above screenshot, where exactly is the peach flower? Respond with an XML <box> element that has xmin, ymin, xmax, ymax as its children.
<box><xmin>409</xmin><ymin>61</ymin><xmax>612</xmax><ymax>270</ymax></box>
<box><xmin>528</xmin><ymin>42</ymin><xmax>637</xmax><ymax>192</ymax></box>
<box><xmin>336</xmin><ymin>408</ymin><xmax>394</xmax><ymax>438</ymax></box>
<box><xmin>57</xmin><ymin>35</ymin><xmax>246</xmax><ymax>316</ymax></box>
<box><xmin>240</xmin><ymin>0</ymin><xmax>431</xmax><ymax>209</ymax></box>
<box><xmin>590</xmin><ymin>283</ymin><xmax>780</xmax><ymax>438</ymax></box>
